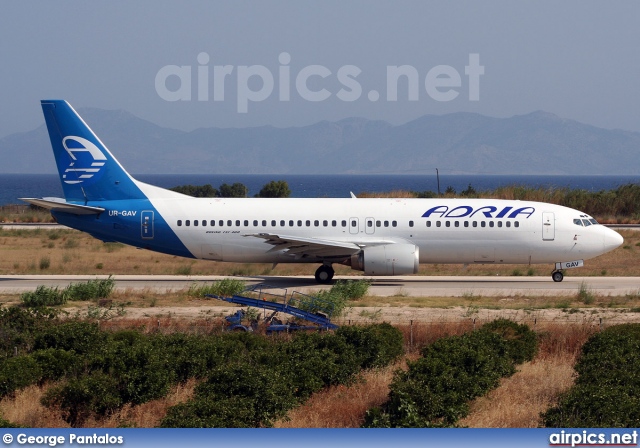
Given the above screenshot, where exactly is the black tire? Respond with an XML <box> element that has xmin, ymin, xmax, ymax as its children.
<box><xmin>315</xmin><ymin>265</ymin><xmax>334</xmax><ymax>284</ymax></box>
<box><xmin>552</xmin><ymin>271</ymin><xmax>564</xmax><ymax>282</ymax></box>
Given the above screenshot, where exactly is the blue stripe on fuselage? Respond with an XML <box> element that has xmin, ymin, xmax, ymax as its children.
<box><xmin>52</xmin><ymin>200</ymin><xmax>194</xmax><ymax>259</ymax></box>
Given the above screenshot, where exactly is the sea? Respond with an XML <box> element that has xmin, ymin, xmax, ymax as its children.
<box><xmin>2</xmin><ymin>173</ymin><xmax>639</xmax><ymax>206</ymax></box>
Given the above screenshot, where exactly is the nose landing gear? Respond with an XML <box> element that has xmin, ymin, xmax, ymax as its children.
<box><xmin>551</xmin><ymin>270</ymin><xmax>564</xmax><ymax>282</ymax></box>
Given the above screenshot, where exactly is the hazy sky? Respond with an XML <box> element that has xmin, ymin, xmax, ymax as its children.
<box><xmin>1</xmin><ymin>1</ymin><xmax>639</xmax><ymax>138</ymax></box>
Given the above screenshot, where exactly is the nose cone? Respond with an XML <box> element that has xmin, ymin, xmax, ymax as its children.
<box><xmin>604</xmin><ymin>228</ymin><xmax>624</xmax><ymax>252</ymax></box>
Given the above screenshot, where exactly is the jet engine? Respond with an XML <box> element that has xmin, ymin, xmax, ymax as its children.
<box><xmin>350</xmin><ymin>243</ymin><xmax>419</xmax><ymax>276</ymax></box>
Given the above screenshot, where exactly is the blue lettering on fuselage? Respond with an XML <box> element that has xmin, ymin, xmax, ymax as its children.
<box><xmin>422</xmin><ymin>205</ymin><xmax>535</xmax><ymax>219</ymax></box>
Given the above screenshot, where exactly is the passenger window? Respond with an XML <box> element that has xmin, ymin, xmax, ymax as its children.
<box><xmin>271</xmin><ymin>220</ymin><xmax>276</xmax><ymax>226</ymax></box>
<box><xmin>332</xmin><ymin>220</ymin><xmax>337</xmax><ymax>227</ymax></box>
<box><xmin>367</xmin><ymin>220</ymin><xmax>373</xmax><ymax>228</ymax></box>
<box><xmin>262</xmin><ymin>220</ymin><xmax>267</xmax><ymax>227</ymax></box>
<box><xmin>392</xmin><ymin>221</ymin><xmax>397</xmax><ymax>227</ymax></box>
<box><xmin>236</xmin><ymin>220</ymin><xmax>241</xmax><ymax>226</ymax></box>
<box><xmin>210</xmin><ymin>220</ymin><xmax>215</xmax><ymax>226</ymax></box>
<box><xmin>481</xmin><ymin>222</ymin><xmax>486</xmax><ymax>228</ymax></box>
<box><xmin>376</xmin><ymin>220</ymin><xmax>381</xmax><ymax>227</ymax></box>
<box><xmin>314</xmin><ymin>220</ymin><xmax>319</xmax><ymax>226</ymax></box>
<box><xmin>253</xmin><ymin>220</ymin><xmax>258</xmax><ymax>226</ymax></box>
<box><xmin>426</xmin><ymin>221</ymin><xmax>431</xmax><ymax>228</ymax></box>
<box><xmin>489</xmin><ymin>221</ymin><xmax>494</xmax><ymax>228</ymax></box>
<box><xmin>227</xmin><ymin>220</ymin><xmax>232</xmax><ymax>226</ymax></box>
<box><xmin>498</xmin><ymin>222</ymin><xmax>503</xmax><ymax>228</ymax></box>
<box><xmin>455</xmin><ymin>221</ymin><xmax>460</xmax><ymax>227</ymax></box>
<box><xmin>177</xmin><ymin>220</ymin><xmax>182</xmax><ymax>226</ymax></box>
<box><xmin>323</xmin><ymin>220</ymin><xmax>328</xmax><ymax>227</ymax></box>
<box><xmin>464</xmin><ymin>221</ymin><xmax>469</xmax><ymax>228</ymax></box>
<box><xmin>506</xmin><ymin>222</ymin><xmax>511</xmax><ymax>228</ymax></box>
<box><xmin>298</xmin><ymin>220</ymin><xmax>303</xmax><ymax>227</ymax></box>
<box><xmin>280</xmin><ymin>220</ymin><xmax>285</xmax><ymax>226</ymax></box>
<box><xmin>186</xmin><ymin>220</ymin><xmax>190</xmax><ymax>226</ymax></box>
<box><xmin>409</xmin><ymin>221</ymin><xmax>414</xmax><ymax>227</ymax></box>
<box><xmin>436</xmin><ymin>221</ymin><xmax>441</xmax><ymax>227</ymax></box>
<box><xmin>289</xmin><ymin>220</ymin><xmax>294</xmax><ymax>226</ymax></box>
<box><xmin>445</xmin><ymin>221</ymin><xmax>451</xmax><ymax>227</ymax></box>
<box><xmin>473</xmin><ymin>221</ymin><xmax>477</xmax><ymax>227</ymax></box>
<box><xmin>351</xmin><ymin>220</ymin><xmax>357</xmax><ymax>227</ymax></box>
<box><xmin>515</xmin><ymin>222</ymin><xmax>520</xmax><ymax>228</ymax></box>
<box><xmin>306</xmin><ymin>220</ymin><xmax>311</xmax><ymax>227</ymax></box>
<box><xmin>202</xmin><ymin>220</ymin><xmax>207</xmax><ymax>226</ymax></box>
<box><xmin>194</xmin><ymin>220</ymin><xmax>198</xmax><ymax>227</ymax></box>
<box><xmin>384</xmin><ymin>221</ymin><xmax>389</xmax><ymax>227</ymax></box>
<box><xmin>244</xmin><ymin>220</ymin><xmax>249</xmax><ymax>226</ymax></box>
<box><xmin>341</xmin><ymin>220</ymin><xmax>347</xmax><ymax>227</ymax></box>
<box><xmin>219</xmin><ymin>220</ymin><xmax>224</xmax><ymax>226</ymax></box>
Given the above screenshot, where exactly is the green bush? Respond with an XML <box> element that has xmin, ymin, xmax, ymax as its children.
<box><xmin>20</xmin><ymin>278</ymin><xmax>115</xmax><ymax>308</ymax></box>
<box><xmin>480</xmin><ymin>319</ymin><xmax>538</xmax><ymax>364</ymax></box>
<box><xmin>364</xmin><ymin>320</ymin><xmax>537</xmax><ymax>427</ymax></box>
<box><xmin>21</xmin><ymin>285</ymin><xmax>67</xmax><ymax>307</ymax></box>
<box><xmin>42</xmin><ymin>372</ymin><xmax>123</xmax><ymax>427</ymax></box>
<box><xmin>65</xmin><ymin>277</ymin><xmax>115</xmax><ymax>301</ymax></box>
<box><xmin>337</xmin><ymin>323</ymin><xmax>404</xmax><ymax>369</ymax></box>
<box><xmin>542</xmin><ymin>323</ymin><xmax>640</xmax><ymax>427</ymax></box>
<box><xmin>190</xmin><ymin>278</ymin><xmax>246</xmax><ymax>298</ymax></box>
<box><xmin>0</xmin><ymin>355</ymin><xmax>43</xmax><ymax>397</ymax></box>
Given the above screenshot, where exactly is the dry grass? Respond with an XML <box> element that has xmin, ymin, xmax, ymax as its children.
<box><xmin>0</xmin><ymin>379</ymin><xmax>198</xmax><ymax>428</ymax></box>
<box><xmin>460</xmin><ymin>323</ymin><xmax>594</xmax><ymax>428</ymax></box>
<box><xmin>274</xmin><ymin>322</ymin><xmax>596</xmax><ymax>428</ymax></box>
<box><xmin>275</xmin><ymin>361</ymin><xmax>402</xmax><ymax>428</ymax></box>
<box><xmin>0</xmin><ymin>384</ymin><xmax>69</xmax><ymax>428</ymax></box>
<box><xmin>0</xmin><ymin>321</ymin><xmax>604</xmax><ymax>428</ymax></box>
<box><xmin>460</xmin><ymin>354</ymin><xmax>576</xmax><ymax>427</ymax></box>
<box><xmin>0</xmin><ymin>228</ymin><xmax>638</xmax><ymax>277</ymax></box>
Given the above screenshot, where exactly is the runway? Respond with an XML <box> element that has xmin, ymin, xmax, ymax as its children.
<box><xmin>1</xmin><ymin>274</ymin><xmax>638</xmax><ymax>297</ymax></box>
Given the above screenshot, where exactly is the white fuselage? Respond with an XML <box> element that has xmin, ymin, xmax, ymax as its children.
<box><xmin>146</xmin><ymin>195</ymin><xmax>622</xmax><ymax>266</ymax></box>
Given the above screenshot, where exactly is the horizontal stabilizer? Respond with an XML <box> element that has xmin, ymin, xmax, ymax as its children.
<box><xmin>20</xmin><ymin>197</ymin><xmax>105</xmax><ymax>215</ymax></box>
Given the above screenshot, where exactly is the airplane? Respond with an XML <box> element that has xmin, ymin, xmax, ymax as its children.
<box><xmin>21</xmin><ymin>100</ymin><xmax>624</xmax><ymax>284</ymax></box>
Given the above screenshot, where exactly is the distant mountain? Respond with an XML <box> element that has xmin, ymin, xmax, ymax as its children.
<box><xmin>1</xmin><ymin>108</ymin><xmax>638</xmax><ymax>175</ymax></box>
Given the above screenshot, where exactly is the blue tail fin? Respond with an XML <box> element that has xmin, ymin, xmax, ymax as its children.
<box><xmin>41</xmin><ymin>100</ymin><xmax>147</xmax><ymax>203</ymax></box>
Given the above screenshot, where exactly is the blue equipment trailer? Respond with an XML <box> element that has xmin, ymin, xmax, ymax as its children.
<box><xmin>207</xmin><ymin>284</ymin><xmax>339</xmax><ymax>332</ymax></box>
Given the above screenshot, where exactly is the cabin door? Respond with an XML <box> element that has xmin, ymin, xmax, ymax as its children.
<box><xmin>542</xmin><ymin>212</ymin><xmax>555</xmax><ymax>241</ymax></box>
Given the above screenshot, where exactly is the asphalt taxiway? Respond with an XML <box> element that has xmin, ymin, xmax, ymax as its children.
<box><xmin>1</xmin><ymin>275</ymin><xmax>638</xmax><ymax>297</ymax></box>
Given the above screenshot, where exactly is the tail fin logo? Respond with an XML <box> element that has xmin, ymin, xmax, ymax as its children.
<box><xmin>61</xmin><ymin>136</ymin><xmax>107</xmax><ymax>185</ymax></box>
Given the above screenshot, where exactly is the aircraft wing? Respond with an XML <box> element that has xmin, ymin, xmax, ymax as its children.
<box><xmin>246</xmin><ymin>233</ymin><xmax>363</xmax><ymax>258</ymax></box>
<box><xmin>20</xmin><ymin>197</ymin><xmax>105</xmax><ymax>215</ymax></box>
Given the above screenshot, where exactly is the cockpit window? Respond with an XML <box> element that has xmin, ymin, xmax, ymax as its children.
<box><xmin>582</xmin><ymin>219</ymin><xmax>592</xmax><ymax>227</ymax></box>
<box><xmin>573</xmin><ymin>219</ymin><xmax>583</xmax><ymax>226</ymax></box>
<box><xmin>589</xmin><ymin>219</ymin><xmax>598</xmax><ymax>225</ymax></box>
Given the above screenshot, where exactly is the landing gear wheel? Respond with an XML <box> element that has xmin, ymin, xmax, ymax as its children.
<box><xmin>315</xmin><ymin>265</ymin><xmax>334</xmax><ymax>284</ymax></box>
<box><xmin>551</xmin><ymin>270</ymin><xmax>564</xmax><ymax>283</ymax></box>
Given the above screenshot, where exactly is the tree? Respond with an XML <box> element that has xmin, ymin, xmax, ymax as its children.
<box><xmin>219</xmin><ymin>183</ymin><xmax>248</xmax><ymax>198</ymax></box>
<box><xmin>256</xmin><ymin>180</ymin><xmax>291</xmax><ymax>198</ymax></box>
<box><xmin>170</xmin><ymin>184</ymin><xmax>218</xmax><ymax>198</ymax></box>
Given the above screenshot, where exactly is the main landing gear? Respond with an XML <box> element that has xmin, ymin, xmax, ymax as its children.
<box><xmin>551</xmin><ymin>270</ymin><xmax>564</xmax><ymax>282</ymax></box>
<box><xmin>315</xmin><ymin>264</ymin><xmax>335</xmax><ymax>284</ymax></box>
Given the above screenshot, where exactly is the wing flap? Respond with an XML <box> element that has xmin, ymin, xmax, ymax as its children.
<box><xmin>246</xmin><ymin>233</ymin><xmax>362</xmax><ymax>259</ymax></box>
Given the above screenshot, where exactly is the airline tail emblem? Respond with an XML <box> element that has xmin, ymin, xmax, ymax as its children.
<box><xmin>61</xmin><ymin>136</ymin><xmax>107</xmax><ymax>184</ymax></box>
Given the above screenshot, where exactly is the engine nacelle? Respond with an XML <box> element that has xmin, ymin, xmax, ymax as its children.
<box><xmin>350</xmin><ymin>243</ymin><xmax>419</xmax><ymax>276</ymax></box>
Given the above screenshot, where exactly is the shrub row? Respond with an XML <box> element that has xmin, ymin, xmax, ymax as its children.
<box><xmin>161</xmin><ymin>323</ymin><xmax>403</xmax><ymax>427</ymax></box>
<box><xmin>20</xmin><ymin>278</ymin><xmax>115</xmax><ymax>307</ymax></box>
<box><xmin>363</xmin><ymin>319</ymin><xmax>538</xmax><ymax>427</ymax></box>
<box><xmin>542</xmin><ymin>323</ymin><xmax>640</xmax><ymax>427</ymax></box>
<box><xmin>0</xmin><ymin>307</ymin><xmax>403</xmax><ymax>427</ymax></box>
